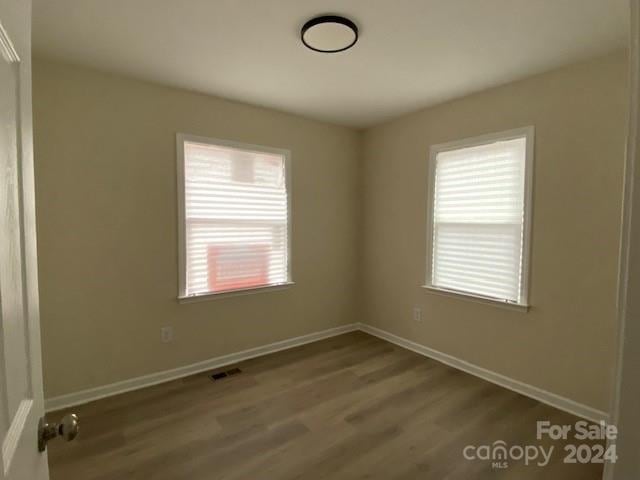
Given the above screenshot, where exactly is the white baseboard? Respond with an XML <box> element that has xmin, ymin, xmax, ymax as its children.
<box><xmin>45</xmin><ymin>323</ymin><xmax>359</xmax><ymax>412</ymax></box>
<box><xmin>46</xmin><ymin>321</ymin><xmax>610</xmax><ymax>423</ymax></box>
<box><xmin>359</xmin><ymin>323</ymin><xmax>609</xmax><ymax>424</ymax></box>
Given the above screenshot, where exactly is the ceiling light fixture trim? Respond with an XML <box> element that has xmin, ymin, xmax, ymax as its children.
<box><xmin>301</xmin><ymin>15</ymin><xmax>359</xmax><ymax>53</ymax></box>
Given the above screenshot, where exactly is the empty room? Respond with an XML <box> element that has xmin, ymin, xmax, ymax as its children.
<box><xmin>2</xmin><ymin>0</ymin><xmax>640</xmax><ymax>479</ymax></box>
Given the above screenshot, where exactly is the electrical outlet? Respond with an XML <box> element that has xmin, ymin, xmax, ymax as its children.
<box><xmin>161</xmin><ymin>326</ymin><xmax>173</xmax><ymax>343</ymax></box>
<box><xmin>413</xmin><ymin>307</ymin><xmax>422</xmax><ymax>322</ymax></box>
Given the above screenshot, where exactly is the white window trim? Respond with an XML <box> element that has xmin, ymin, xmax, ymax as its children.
<box><xmin>423</xmin><ymin>126</ymin><xmax>535</xmax><ymax>310</ymax></box>
<box><xmin>176</xmin><ymin>133</ymin><xmax>293</xmax><ymax>302</ymax></box>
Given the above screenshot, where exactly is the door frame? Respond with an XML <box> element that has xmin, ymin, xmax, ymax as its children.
<box><xmin>605</xmin><ymin>0</ymin><xmax>640</xmax><ymax>478</ymax></box>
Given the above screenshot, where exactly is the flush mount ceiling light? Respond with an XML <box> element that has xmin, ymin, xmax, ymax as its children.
<box><xmin>301</xmin><ymin>15</ymin><xmax>358</xmax><ymax>53</ymax></box>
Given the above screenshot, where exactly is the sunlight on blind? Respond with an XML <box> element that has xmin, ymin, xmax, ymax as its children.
<box><xmin>183</xmin><ymin>141</ymin><xmax>289</xmax><ymax>296</ymax></box>
<box><xmin>431</xmin><ymin>137</ymin><xmax>527</xmax><ymax>303</ymax></box>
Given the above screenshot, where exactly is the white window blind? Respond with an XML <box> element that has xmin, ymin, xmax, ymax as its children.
<box><xmin>428</xmin><ymin>131</ymin><xmax>531</xmax><ymax>305</ymax></box>
<box><xmin>179</xmin><ymin>137</ymin><xmax>290</xmax><ymax>297</ymax></box>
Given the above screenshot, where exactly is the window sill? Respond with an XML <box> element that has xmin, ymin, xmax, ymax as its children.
<box><xmin>178</xmin><ymin>282</ymin><xmax>295</xmax><ymax>304</ymax></box>
<box><xmin>421</xmin><ymin>285</ymin><xmax>529</xmax><ymax>312</ymax></box>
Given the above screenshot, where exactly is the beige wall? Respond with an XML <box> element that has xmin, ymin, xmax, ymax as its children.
<box><xmin>361</xmin><ymin>51</ymin><xmax>628</xmax><ymax>411</ymax></box>
<box><xmin>34</xmin><ymin>51</ymin><xmax>628</xmax><ymax>410</ymax></box>
<box><xmin>32</xmin><ymin>59</ymin><xmax>362</xmax><ymax>398</ymax></box>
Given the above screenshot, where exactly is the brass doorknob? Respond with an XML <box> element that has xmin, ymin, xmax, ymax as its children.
<box><xmin>38</xmin><ymin>414</ymin><xmax>79</xmax><ymax>452</ymax></box>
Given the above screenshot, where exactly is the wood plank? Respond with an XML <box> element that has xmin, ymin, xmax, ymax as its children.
<box><xmin>47</xmin><ymin>332</ymin><xmax>605</xmax><ymax>479</ymax></box>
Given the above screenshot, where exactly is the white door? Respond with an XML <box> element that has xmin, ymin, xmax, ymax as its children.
<box><xmin>0</xmin><ymin>0</ymin><xmax>49</xmax><ymax>479</ymax></box>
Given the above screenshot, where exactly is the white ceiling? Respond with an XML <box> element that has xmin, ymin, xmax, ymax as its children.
<box><xmin>32</xmin><ymin>0</ymin><xmax>629</xmax><ymax>128</ymax></box>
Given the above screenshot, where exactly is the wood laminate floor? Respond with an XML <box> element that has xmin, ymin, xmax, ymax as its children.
<box><xmin>47</xmin><ymin>331</ymin><xmax>605</xmax><ymax>479</ymax></box>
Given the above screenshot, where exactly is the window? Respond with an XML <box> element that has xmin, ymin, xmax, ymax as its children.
<box><xmin>425</xmin><ymin>127</ymin><xmax>533</xmax><ymax>307</ymax></box>
<box><xmin>177</xmin><ymin>134</ymin><xmax>291</xmax><ymax>299</ymax></box>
